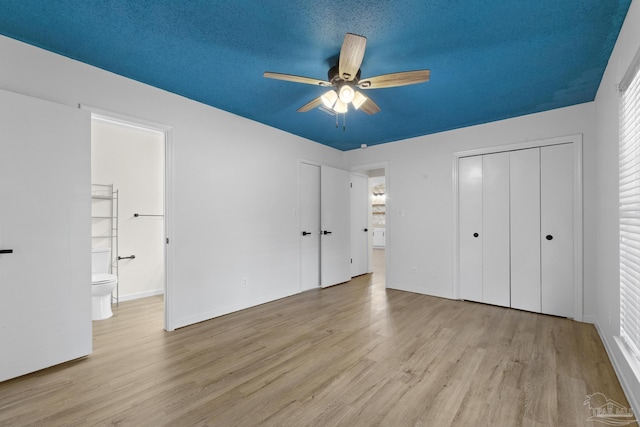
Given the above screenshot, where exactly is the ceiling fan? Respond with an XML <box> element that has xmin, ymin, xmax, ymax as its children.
<box><xmin>264</xmin><ymin>33</ymin><xmax>431</xmax><ymax>116</ymax></box>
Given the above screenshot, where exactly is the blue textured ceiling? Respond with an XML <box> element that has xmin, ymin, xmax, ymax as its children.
<box><xmin>0</xmin><ymin>1</ymin><xmax>631</xmax><ymax>151</ymax></box>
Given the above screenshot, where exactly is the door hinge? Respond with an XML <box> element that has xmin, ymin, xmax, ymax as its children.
<box><xmin>166</xmin><ymin>238</ymin><xmax>169</xmax><ymax>244</ymax></box>
<box><xmin>350</xmin><ymin>182</ymin><xmax>353</xmax><ymax>188</ymax></box>
<box><xmin>350</xmin><ymin>258</ymin><xmax>353</xmax><ymax>263</ymax></box>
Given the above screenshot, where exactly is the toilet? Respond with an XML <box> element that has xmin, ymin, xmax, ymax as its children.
<box><xmin>91</xmin><ymin>247</ymin><xmax>117</xmax><ymax>320</ymax></box>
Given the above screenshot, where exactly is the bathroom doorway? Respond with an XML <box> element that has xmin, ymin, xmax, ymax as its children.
<box><xmin>89</xmin><ymin>111</ymin><xmax>169</xmax><ymax>329</ymax></box>
<box><xmin>368</xmin><ymin>169</ymin><xmax>386</xmax><ymax>277</ymax></box>
<box><xmin>350</xmin><ymin>163</ymin><xmax>388</xmax><ymax>283</ymax></box>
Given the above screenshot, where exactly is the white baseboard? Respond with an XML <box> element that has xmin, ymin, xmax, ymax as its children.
<box><xmin>117</xmin><ymin>289</ymin><xmax>164</xmax><ymax>302</ymax></box>
<box><xmin>582</xmin><ymin>314</ymin><xmax>597</xmax><ymax>324</ymax></box>
<box><xmin>593</xmin><ymin>318</ymin><xmax>640</xmax><ymax>419</ymax></box>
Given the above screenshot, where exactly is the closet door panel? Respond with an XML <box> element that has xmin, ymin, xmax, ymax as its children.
<box><xmin>459</xmin><ymin>156</ymin><xmax>483</xmax><ymax>302</ymax></box>
<box><xmin>541</xmin><ymin>143</ymin><xmax>574</xmax><ymax>317</ymax></box>
<box><xmin>510</xmin><ymin>148</ymin><xmax>541</xmax><ymax>312</ymax></box>
<box><xmin>482</xmin><ymin>152</ymin><xmax>510</xmax><ymax>307</ymax></box>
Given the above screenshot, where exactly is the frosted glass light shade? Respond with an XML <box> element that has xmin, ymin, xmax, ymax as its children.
<box><xmin>321</xmin><ymin>90</ymin><xmax>338</xmax><ymax>109</ymax></box>
<box><xmin>334</xmin><ymin>99</ymin><xmax>348</xmax><ymax>113</ymax></box>
<box><xmin>352</xmin><ymin>91</ymin><xmax>367</xmax><ymax>109</ymax></box>
<box><xmin>339</xmin><ymin>85</ymin><xmax>355</xmax><ymax>103</ymax></box>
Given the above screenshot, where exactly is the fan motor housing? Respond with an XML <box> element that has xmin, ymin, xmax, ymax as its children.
<box><xmin>328</xmin><ymin>64</ymin><xmax>361</xmax><ymax>84</ymax></box>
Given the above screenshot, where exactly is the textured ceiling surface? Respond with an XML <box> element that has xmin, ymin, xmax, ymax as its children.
<box><xmin>0</xmin><ymin>1</ymin><xmax>631</xmax><ymax>151</ymax></box>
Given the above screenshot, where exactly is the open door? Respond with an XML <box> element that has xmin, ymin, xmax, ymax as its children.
<box><xmin>350</xmin><ymin>173</ymin><xmax>369</xmax><ymax>277</ymax></box>
<box><xmin>0</xmin><ymin>90</ymin><xmax>91</xmax><ymax>382</ymax></box>
<box><xmin>320</xmin><ymin>165</ymin><xmax>351</xmax><ymax>288</ymax></box>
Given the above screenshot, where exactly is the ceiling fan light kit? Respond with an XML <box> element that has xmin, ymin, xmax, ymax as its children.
<box><xmin>264</xmin><ymin>33</ymin><xmax>431</xmax><ymax>127</ymax></box>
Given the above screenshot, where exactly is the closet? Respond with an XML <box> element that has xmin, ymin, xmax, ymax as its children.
<box><xmin>458</xmin><ymin>143</ymin><xmax>575</xmax><ymax>317</ymax></box>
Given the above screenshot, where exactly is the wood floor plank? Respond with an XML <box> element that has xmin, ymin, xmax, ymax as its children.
<box><xmin>0</xmin><ymin>249</ymin><xmax>636</xmax><ymax>426</ymax></box>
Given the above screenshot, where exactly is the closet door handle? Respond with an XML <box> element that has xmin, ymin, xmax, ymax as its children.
<box><xmin>546</xmin><ymin>235</ymin><xmax>553</xmax><ymax>241</ymax></box>
<box><xmin>323</xmin><ymin>230</ymin><xmax>332</xmax><ymax>235</ymax></box>
<box><xmin>473</xmin><ymin>233</ymin><xmax>479</xmax><ymax>238</ymax></box>
<box><xmin>0</xmin><ymin>249</ymin><xmax>13</xmax><ymax>254</ymax></box>
<box><xmin>301</xmin><ymin>231</ymin><xmax>311</xmax><ymax>236</ymax></box>
<box><xmin>363</xmin><ymin>228</ymin><xmax>368</xmax><ymax>232</ymax></box>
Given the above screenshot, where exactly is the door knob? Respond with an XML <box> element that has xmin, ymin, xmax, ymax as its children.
<box><xmin>363</xmin><ymin>228</ymin><xmax>368</xmax><ymax>232</ymax></box>
<box><xmin>323</xmin><ymin>230</ymin><xmax>332</xmax><ymax>235</ymax></box>
<box><xmin>301</xmin><ymin>231</ymin><xmax>311</xmax><ymax>236</ymax></box>
<box><xmin>0</xmin><ymin>249</ymin><xmax>13</xmax><ymax>254</ymax></box>
<box><xmin>473</xmin><ymin>233</ymin><xmax>479</xmax><ymax>238</ymax></box>
<box><xmin>546</xmin><ymin>235</ymin><xmax>553</xmax><ymax>240</ymax></box>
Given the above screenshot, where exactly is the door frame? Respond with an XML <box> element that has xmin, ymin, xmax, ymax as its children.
<box><xmin>349</xmin><ymin>161</ymin><xmax>390</xmax><ymax>287</ymax></box>
<box><xmin>452</xmin><ymin>134</ymin><xmax>583</xmax><ymax>321</ymax></box>
<box><xmin>81</xmin><ymin>105</ymin><xmax>175</xmax><ymax>331</ymax></box>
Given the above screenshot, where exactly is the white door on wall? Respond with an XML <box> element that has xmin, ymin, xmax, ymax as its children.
<box><xmin>481</xmin><ymin>152</ymin><xmax>510</xmax><ymax>307</ymax></box>
<box><xmin>458</xmin><ymin>155</ymin><xmax>483</xmax><ymax>303</ymax></box>
<box><xmin>300</xmin><ymin>163</ymin><xmax>321</xmax><ymax>291</ymax></box>
<box><xmin>540</xmin><ymin>143</ymin><xmax>574</xmax><ymax>317</ymax></box>
<box><xmin>0</xmin><ymin>90</ymin><xmax>91</xmax><ymax>382</ymax></box>
<box><xmin>350</xmin><ymin>173</ymin><xmax>369</xmax><ymax>277</ymax></box>
<box><xmin>320</xmin><ymin>165</ymin><xmax>351</xmax><ymax>287</ymax></box>
<box><xmin>510</xmin><ymin>148</ymin><xmax>541</xmax><ymax>312</ymax></box>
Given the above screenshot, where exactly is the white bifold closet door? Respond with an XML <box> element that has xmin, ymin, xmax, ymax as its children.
<box><xmin>459</xmin><ymin>143</ymin><xmax>574</xmax><ymax>317</ymax></box>
<box><xmin>510</xmin><ymin>148</ymin><xmax>542</xmax><ymax>312</ymax></box>
<box><xmin>459</xmin><ymin>156</ymin><xmax>483</xmax><ymax>303</ymax></box>
<box><xmin>540</xmin><ymin>144</ymin><xmax>574</xmax><ymax>317</ymax></box>
<box><xmin>459</xmin><ymin>153</ymin><xmax>510</xmax><ymax>306</ymax></box>
<box><xmin>481</xmin><ymin>153</ymin><xmax>510</xmax><ymax>307</ymax></box>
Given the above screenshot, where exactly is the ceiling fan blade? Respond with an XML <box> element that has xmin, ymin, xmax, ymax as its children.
<box><xmin>358</xmin><ymin>97</ymin><xmax>381</xmax><ymax>115</ymax></box>
<box><xmin>264</xmin><ymin>72</ymin><xmax>331</xmax><ymax>87</ymax></box>
<box><xmin>339</xmin><ymin>33</ymin><xmax>367</xmax><ymax>81</ymax></box>
<box><xmin>358</xmin><ymin>70</ymin><xmax>431</xmax><ymax>89</ymax></box>
<box><xmin>297</xmin><ymin>96</ymin><xmax>324</xmax><ymax>112</ymax></box>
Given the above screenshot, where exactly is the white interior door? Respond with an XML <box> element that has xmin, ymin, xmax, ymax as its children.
<box><xmin>0</xmin><ymin>89</ymin><xmax>92</xmax><ymax>382</ymax></box>
<box><xmin>458</xmin><ymin>156</ymin><xmax>483</xmax><ymax>302</ymax></box>
<box><xmin>350</xmin><ymin>173</ymin><xmax>369</xmax><ymax>277</ymax></box>
<box><xmin>510</xmin><ymin>148</ymin><xmax>542</xmax><ymax>312</ymax></box>
<box><xmin>320</xmin><ymin>165</ymin><xmax>351</xmax><ymax>288</ymax></box>
<box><xmin>482</xmin><ymin>152</ymin><xmax>510</xmax><ymax>307</ymax></box>
<box><xmin>300</xmin><ymin>163</ymin><xmax>320</xmax><ymax>291</ymax></box>
<box><xmin>541</xmin><ymin>143</ymin><xmax>574</xmax><ymax>317</ymax></box>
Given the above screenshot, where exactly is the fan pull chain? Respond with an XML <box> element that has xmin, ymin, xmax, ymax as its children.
<box><xmin>343</xmin><ymin>113</ymin><xmax>346</xmax><ymax>131</ymax></box>
<box><xmin>335</xmin><ymin>113</ymin><xmax>338</xmax><ymax>128</ymax></box>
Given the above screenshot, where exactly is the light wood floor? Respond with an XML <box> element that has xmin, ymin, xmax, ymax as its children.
<box><xmin>0</xmin><ymin>249</ymin><xmax>635</xmax><ymax>426</ymax></box>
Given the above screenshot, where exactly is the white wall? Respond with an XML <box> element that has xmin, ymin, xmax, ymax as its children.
<box><xmin>593</xmin><ymin>0</ymin><xmax>640</xmax><ymax>414</ymax></box>
<box><xmin>345</xmin><ymin>103</ymin><xmax>596</xmax><ymax>305</ymax></box>
<box><xmin>0</xmin><ymin>35</ymin><xmax>344</xmax><ymax>330</ymax></box>
<box><xmin>92</xmin><ymin>119</ymin><xmax>165</xmax><ymax>301</ymax></box>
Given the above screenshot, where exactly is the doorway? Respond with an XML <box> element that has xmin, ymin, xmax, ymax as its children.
<box><xmin>368</xmin><ymin>169</ymin><xmax>386</xmax><ymax>276</ymax></box>
<box><xmin>90</xmin><ymin>112</ymin><xmax>169</xmax><ymax>329</ymax></box>
<box><xmin>350</xmin><ymin>164</ymin><xmax>388</xmax><ymax>282</ymax></box>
